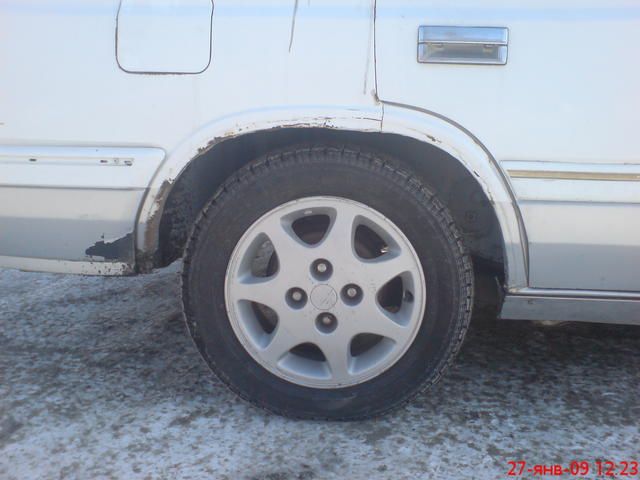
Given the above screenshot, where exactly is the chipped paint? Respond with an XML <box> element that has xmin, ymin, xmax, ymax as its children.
<box><xmin>194</xmin><ymin>118</ymin><xmax>377</xmax><ymax>158</ymax></box>
<box><xmin>0</xmin><ymin>255</ymin><xmax>133</xmax><ymax>275</ymax></box>
<box><xmin>86</xmin><ymin>233</ymin><xmax>134</xmax><ymax>262</ymax></box>
<box><xmin>426</xmin><ymin>133</ymin><xmax>441</xmax><ymax>144</ymax></box>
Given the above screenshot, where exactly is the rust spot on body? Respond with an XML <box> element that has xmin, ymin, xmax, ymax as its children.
<box><xmin>85</xmin><ymin>233</ymin><xmax>134</xmax><ymax>262</ymax></box>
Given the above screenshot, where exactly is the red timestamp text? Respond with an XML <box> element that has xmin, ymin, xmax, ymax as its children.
<box><xmin>507</xmin><ymin>460</ymin><xmax>639</xmax><ymax>477</ymax></box>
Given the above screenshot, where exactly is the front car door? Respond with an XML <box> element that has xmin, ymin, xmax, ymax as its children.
<box><xmin>375</xmin><ymin>0</ymin><xmax>640</xmax><ymax>292</ymax></box>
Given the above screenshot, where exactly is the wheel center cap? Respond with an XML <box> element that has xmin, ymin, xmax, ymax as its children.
<box><xmin>310</xmin><ymin>284</ymin><xmax>338</xmax><ymax>311</ymax></box>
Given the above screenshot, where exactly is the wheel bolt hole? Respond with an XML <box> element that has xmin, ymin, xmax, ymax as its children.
<box><xmin>315</xmin><ymin>313</ymin><xmax>338</xmax><ymax>334</ymax></box>
<box><xmin>287</xmin><ymin>288</ymin><xmax>307</xmax><ymax>309</ymax></box>
<box><xmin>341</xmin><ymin>284</ymin><xmax>363</xmax><ymax>305</ymax></box>
<box><xmin>311</xmin><ymin>259</ymin><xmax>333</xmax><ymax>280</ymax></box>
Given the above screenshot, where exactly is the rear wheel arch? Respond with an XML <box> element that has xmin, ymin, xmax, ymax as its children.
<box><xmin>136</xmin><ymin>111</ymin><xmax>524</xmax><ymax>289</ymax></box>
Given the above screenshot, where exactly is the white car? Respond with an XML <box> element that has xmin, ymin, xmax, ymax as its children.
<box><xmin>1</xmin><ymin>0</ymin><xmax>639</xmax><ymax>419</ymax></box>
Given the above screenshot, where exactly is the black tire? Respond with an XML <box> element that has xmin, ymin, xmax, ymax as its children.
<box><xmin>182</xmin><ymin>145</ymin><xmax>473</xmax><ymax>420</ymax></box>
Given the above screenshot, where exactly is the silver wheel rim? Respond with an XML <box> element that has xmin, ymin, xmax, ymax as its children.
<box><xmin>225</xmin><ymin>196</ymin><xmax>426</xmax><ymax>388</ymax></box>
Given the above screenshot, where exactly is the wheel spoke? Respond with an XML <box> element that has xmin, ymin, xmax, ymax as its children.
<box><xmin>317</xmin><ymin>335</ymin><xmax>353</xmax><ymax>384</ymax></box>
<box><xmin>233</xmin><ymin>276</ymin><xmax>281</xmax><ymax>309</ymax></box>
<box><xmin>318</xmin><ymin>207</ymin><xmax>357</xmax><ymax>260</ymax></box>
<box><xmin>358</xmin><ymin>302</ymin><xmax>408</xmax><ymax>342</ymax></box>
<box><xmin>259</xmin><ymin>216</ymin><xmax>311</xmax><ymax>274</ymax></box>
<box><xmin>261</xmin><ymin>315</ymin><xmax>309</xmax><ymax>364</ymax></box>
<box><xmin>363</xmin><ymin>251</ymin><xmax>415</xmax><ymax>291</ymax></box>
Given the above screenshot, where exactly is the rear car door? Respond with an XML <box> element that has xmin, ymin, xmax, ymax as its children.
<box><xmin>375</xmin><ymin>0</ymin><xmax>640</xmax><ymax>292</ymax></box>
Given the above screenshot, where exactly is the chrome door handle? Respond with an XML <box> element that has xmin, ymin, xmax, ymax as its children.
<box><xmin>418</xmin><ymin>26</ymin><xmax>509</xmax><ymax>65</ymax></box>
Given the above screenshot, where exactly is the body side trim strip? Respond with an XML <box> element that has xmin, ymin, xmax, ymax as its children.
<box><xmin>509</xmin><ymin>287</ymin><xmax>640</xmax><ymax>300</ymax></box>
<box><xmin>500</xmin><ymin>294</ymin><xmax>640</xmax><ymax>325</ymax></box>
<box><xmin>508</xmin><ymin>170</ymin><xmax>640</xmax><ymax>182</ymax></box>
<box><xmin>0</xmin><ymin>145</ymin><xmax>165</xmax><ymax>190</ymax></box>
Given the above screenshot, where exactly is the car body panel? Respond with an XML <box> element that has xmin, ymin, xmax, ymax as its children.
<box><xmin>0</xmin><ymin>0</ymin><xmax>380</xmax><ymax>271</ymax></box>
<box><xmin>1</xmin><ymin>0</ymin><xmax>639</xmax><ymax>322</ymax></box>
<box><xmin>0</xmin><ymin>146</ymin><xmax>164</xmax><ymax>272</ymax></box>
<box><xmin>375</xmin><ymin>0</ymin><xmax>640</xmax><ymax>291</ymax></box>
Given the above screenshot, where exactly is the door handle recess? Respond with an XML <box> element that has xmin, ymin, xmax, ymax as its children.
<box><xmin>418</xmin><ymin>26</ymin><xmax>508</xmax><ymax>65</ymax></box>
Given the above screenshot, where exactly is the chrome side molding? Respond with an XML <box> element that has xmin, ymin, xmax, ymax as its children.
<box><xmin>508</xmin><ymin>169</ymin><xmax>640</xmax><ymax>182</ymax></box>
<box><xmin>418</xmin><ymin>26</ymin><xmax>508</xmax><ymax>65</ymax></box>
<box><xmin>500</xmin><ymin>294</ymin><xmax>640</xmax><ymax>326</ymax></box>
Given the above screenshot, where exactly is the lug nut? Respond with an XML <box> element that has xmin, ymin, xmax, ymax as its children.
<box><xmin>311</xmin><ymin>259</ymin><xmax>333</xmax><ymax>279</ymax></box>
<box><xmin>316</xmin><ymin>313</ymin><xmax>338</xmax><ymax>334</ymax></box>
<box><xmin>341</xmin><ymin>284</ymin><xmax>362</xmax><ymax>305</ymax></box>
<box><xmin>287</xmin><ymin>288</ymin><xmax>307</xmax><ymax>308</ymax></box>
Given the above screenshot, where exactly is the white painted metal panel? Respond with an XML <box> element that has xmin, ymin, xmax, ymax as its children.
<box><xmin>520</xmin><ymin>201</ymin><xmax>640</xmax><ymax>291</ymax></box>
<box><xmin>0</xmin><ymin>187</ymin><xmax>143</xmax><ymax>261</ymax></box>
<box><xmin>376</xmin><ymin>0</ymin><xmax>640</xmax><ymax>292</ymax></box>
<box><xmin>503</xmin><ymin>160</ymin><xmax>640</xmax><ymax>291</ymax></box>
<box><xmin>375</xmin><ymin>0</ymin><xmax>640</xmax><ymax>164</ymax></box>
<box><xmin>0</xmin><ymin>146</ymin><xmax>163</xmax><ymax>268</ymax></box>
<box><xmin>116</xmin><ymin>0</ymin><xmax>213</xmax><ymax>74</ymax></box>
<box><xmin>0</xmin><ymin>1</ymin><xmax>377</xmax><ymax>147</ymax></box>
<box><xmin>0</xmin><ymin>0</ymin><xmax>379</xmax><ymax>274</ymax></box>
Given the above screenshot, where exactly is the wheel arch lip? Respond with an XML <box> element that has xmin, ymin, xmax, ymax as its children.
<box><xmin>135</xmin><ymin>104</ymin><xmax>527</xmax><ymax>289</ymax></box>
<box><xmin>380</xmin><ymin>102</ymin><xmax>528</xmax><ymax>289</ymax></box>
<box><xmin>134</xmin><ymin>105</ymin><xmax>384</xmax><ymax>271</ymax></box>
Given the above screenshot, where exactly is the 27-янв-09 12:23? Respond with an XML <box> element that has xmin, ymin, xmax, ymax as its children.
<box><xmin>508</xmin><ymin>460</ymin><xmax>639</xmax><ymax>477</ymax></box>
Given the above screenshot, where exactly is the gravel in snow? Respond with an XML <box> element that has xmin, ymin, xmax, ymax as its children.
<box><xmin>1</xmin><ymin>263</ymin><xmax>638</xmax><ymax>479</ymax></box>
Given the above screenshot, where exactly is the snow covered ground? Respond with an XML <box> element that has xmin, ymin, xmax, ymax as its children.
<box><xmin>1</xmin><ymin>263</ymin><xmax>638</xmax><ymax>479</ymax></box>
